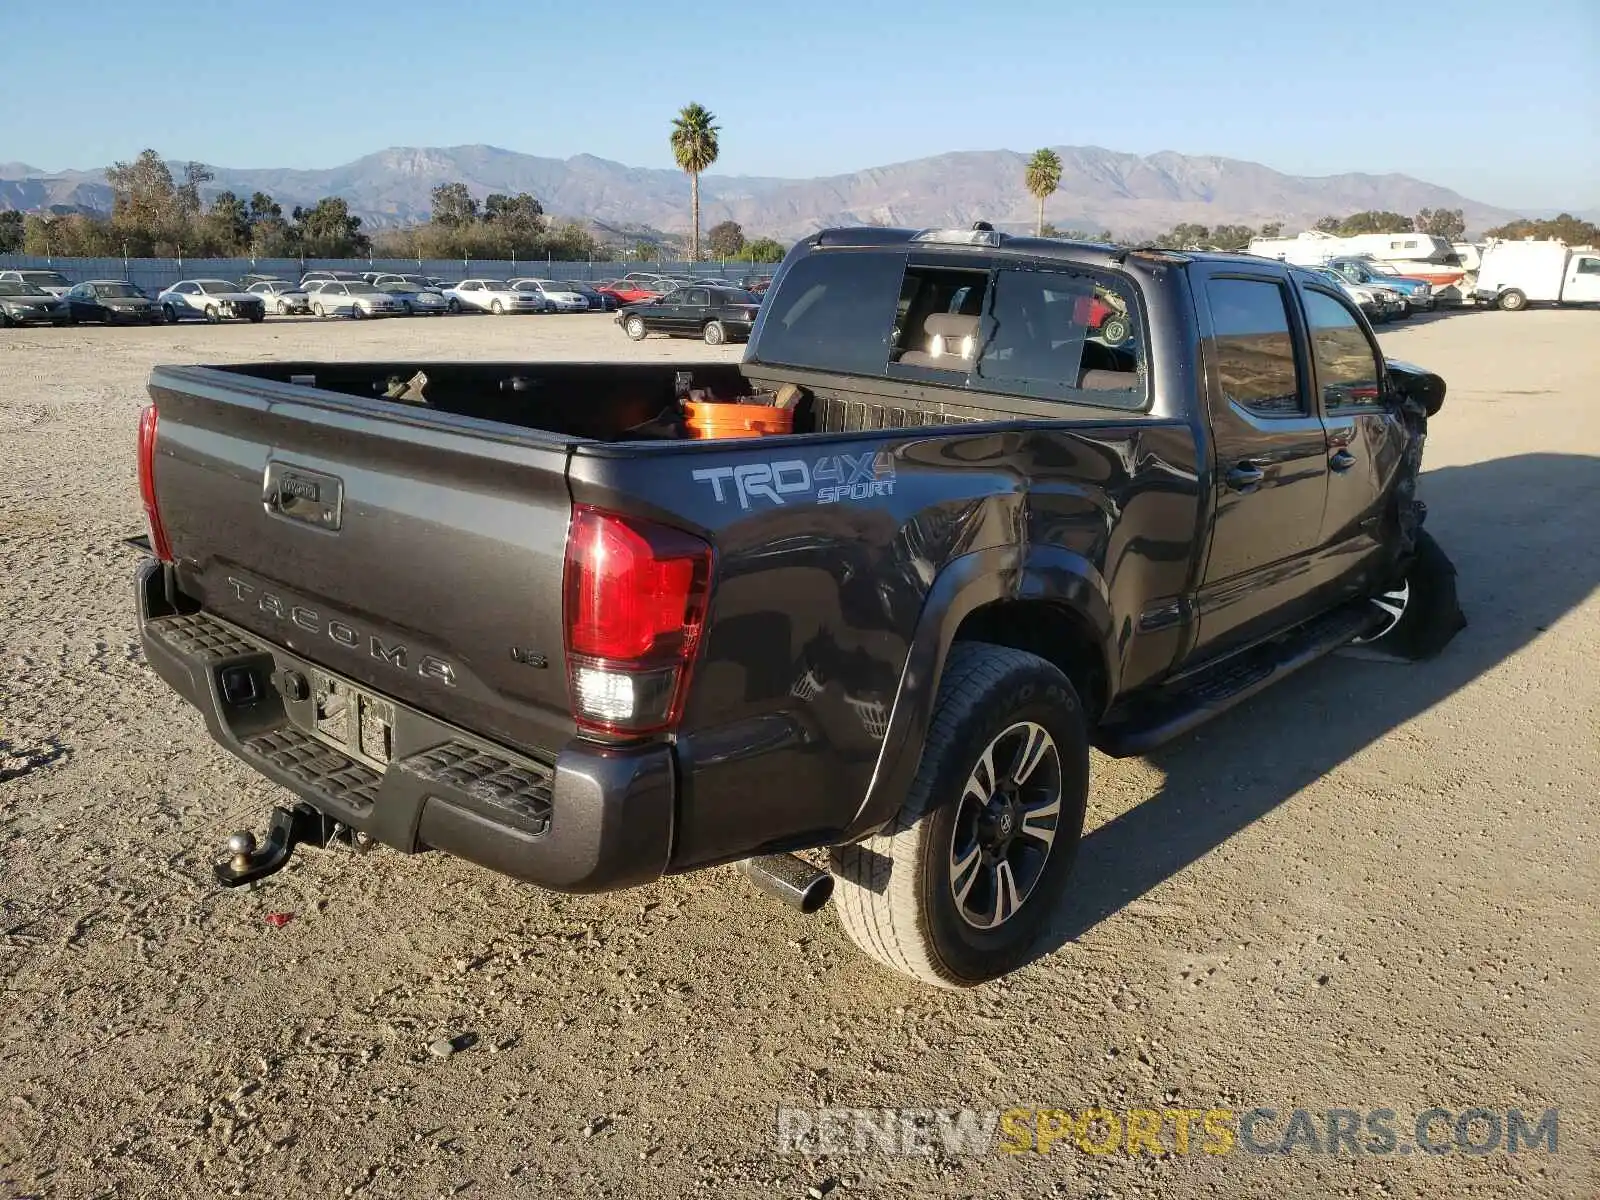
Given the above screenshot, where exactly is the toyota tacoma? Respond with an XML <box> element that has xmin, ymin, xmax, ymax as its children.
<box><xmin>134</xmin><ymin>225</ymin><xmax>1462</xmax><ymax>987</ymax></box>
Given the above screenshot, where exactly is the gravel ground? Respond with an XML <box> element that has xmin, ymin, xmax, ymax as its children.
<box><xmin>1</xmin><ymin>309</ymin><xmax>1595</xmax><ymax>1199</ymax></box>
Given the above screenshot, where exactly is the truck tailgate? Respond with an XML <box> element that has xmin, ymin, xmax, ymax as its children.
<box><xmin>147</xmin><ymin>367</ymin><xmax>578</xmax><ymax>756</ymax></box>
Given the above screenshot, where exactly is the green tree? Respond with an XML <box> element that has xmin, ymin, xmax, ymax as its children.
<box><xmin>1337</xmin><ymin>210</ymin><xmax>1413</xmax><ymax>235</ymax></box>
<box><xmin>292</xmin><ymin>198</ymin><xmax>368</xmax><ymax>257</ymax></box>
<box><xmin>1259</xmin><ymin>222</ymin><xmax>1283</xmax><ymax>238</ymax></box>
<box><xmin>0</xmin><ymin>210</ymin><xmax>22</xmax><ymax>253</ymax></box>
<box><xmin>733</xmin><ymin>236</ymin><xmax>785</xmax><ymax>263</ymax></box>
<box><xmin>1483</xmin><ymin>213</ymin><xmax>1600</xmax><ymax>243</ymax></box>
<box><xmin>1414</xmin><ymin>208</ymin><xmax>1466</xmax><ymax>240</ymax></box>
<box><xmin>202</xmin><ymin>190</ymin><xmax>251</xmax><ymax>254</ymax></box>
<box><xmin>632</xmin><ymin>241</ymin><xmax>658</xmax><ymax>261</ymax></box>
<box><xmin>670</xmin><ymin>102</ymin><xmax>720</xmax><ymax>261</ymax></box>
<box><xmin>1209</xmin><ymin>224</ymin><xmax>1256</xmax><ymax>251</ymax></box>
<box><xmin>431</xmin><ymin>182</ymin><xmax>479</xmax><ymax>228</ymax></box>
<box><xmin>1154</xmin><ymin>222</ymin><xmax>1211</xmax><ymax>249</ymax></box>
<box><xmin>104</xmin><ymin>149</ymin><xmax>181</xmax><ymax>252</ymax></box>
<box><xmin>1024</xmin><ymin>148</ymin><xmax>1063</xmax><ymax>237</ymax></box>
<box><xmin>1314</xmin><ymin>215</ymin><xmax>1342</xmax><ymax>234</ymax></box>
<box><xmin>249</xmin><ymin>191</ymin><xmax>282</xmax><ymax>222</ymax></box>
<box><xmin>484</xmin><ymin>192</ymin><xmax>543</xmax><ymax>227</ymax></box>
<box><xmin>706</xmin><ymin>219</ymin><xmax>745</xmax><ymax>258</ymax></box>
<box><xmin>176</xmin><ymin>161</ymin><xmax>214</xmax><ymax>222</ymax></box>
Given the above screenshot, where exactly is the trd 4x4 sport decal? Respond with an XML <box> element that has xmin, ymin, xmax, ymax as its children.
<box><xmin>692</xmin><ymin>452</ymin><xmax>896</xmax><ymax>510</ymax></box>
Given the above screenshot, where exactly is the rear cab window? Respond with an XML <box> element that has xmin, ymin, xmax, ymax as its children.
<box><xmin>751</xmin><ymin>248</ymin><xmax>1147</xmax><ymax>410</ymax></box>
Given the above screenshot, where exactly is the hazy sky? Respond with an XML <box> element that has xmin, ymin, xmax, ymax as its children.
<box><xmin>1</xmin><ymin>1</ymin><xmax>1595</xmax><ymax>208</ymax></box>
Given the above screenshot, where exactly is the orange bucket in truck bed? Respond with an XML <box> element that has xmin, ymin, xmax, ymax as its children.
<box><xmin>684</xmin><ymin>400</ymin><xmax>794</xmax><ymax>439</ymax></box>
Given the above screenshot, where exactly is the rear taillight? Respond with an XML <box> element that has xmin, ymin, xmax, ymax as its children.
<box><xmin>137</xmin><ymin>404</ymin><xmax>174</xmax><ymax>562</ymax></box>
<box><xmin>562</xmin><ymin>505</ymin><xmax>712</xmax><ymax>736</ymax></box>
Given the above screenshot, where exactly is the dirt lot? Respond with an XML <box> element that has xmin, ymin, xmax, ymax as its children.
<box><xmin>1</xmin><ymin>309</ymin><xmax>1596</xmax><ymax>1199</ymax></box>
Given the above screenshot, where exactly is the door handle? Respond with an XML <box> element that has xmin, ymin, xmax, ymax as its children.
<box><xmin>1329</xmin><ymin>449</ymin><xmax>1358</xmax><ymax>472</ymax></box>
<box><xmin>1225</xmin><ymin>461</ymin><xmax>1265</xmax><ymax>491</ymax></box>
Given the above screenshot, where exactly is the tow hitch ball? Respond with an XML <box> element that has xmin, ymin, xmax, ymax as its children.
<box><xmin>214</xmin><ymin>803</ymin><xmax>370</xmax><ymax>887</ymax></box>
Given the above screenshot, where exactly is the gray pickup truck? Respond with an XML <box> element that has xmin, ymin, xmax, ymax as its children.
<box><xmin>136</xmin><ymin>226</ymin><xmax>1461</xmax><ymax>986</ymax></box>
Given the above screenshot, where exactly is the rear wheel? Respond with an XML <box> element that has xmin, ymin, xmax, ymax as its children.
<box><xmin>703</xmin><ymin>319</ymin><xmax>726</xmax><ymax>346</ymax></box>
<box><xmin>624</xmin><ymin>315</ymin><xmax>648</xmax><ymax>341</ymax></box>
<box><xmin>830</xmin><ymin>644</ymin><xmax>1090</xmax><ymax>987</ymax></box>
<box><xmin>1498</xmin><ymin>289</ymin><xmax>1528</xmax><ymax>312</ymax></box>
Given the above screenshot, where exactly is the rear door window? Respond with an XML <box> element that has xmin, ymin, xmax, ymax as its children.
<box><xmin>1204</xmin><ymin>278</ymin><xmax>1306</xmax><ymax>416</ymax></box>
<box><xmin>750</xmin><ymin>250</ymin><xmax>908</xmax><ymax>375</ymax></box>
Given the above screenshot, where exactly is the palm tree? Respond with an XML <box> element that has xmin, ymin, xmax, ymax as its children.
<box><xmin>1024</xmin><ymin>148</ymin><xmax>1063</xmax><ymax>237</ymax></box>
<box><xmin>671</xmin><ymin>103</ymin><xmax>720</xmax><ymax>262</ymax></box>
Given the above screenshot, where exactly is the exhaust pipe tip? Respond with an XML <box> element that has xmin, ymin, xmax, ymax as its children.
<box><xmin>737</xmin><ymin>853</ymin><xmax>834</xmax><ymax>914</ymax></box>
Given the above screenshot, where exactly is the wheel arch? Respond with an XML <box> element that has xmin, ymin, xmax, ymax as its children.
<box><xmin>842</xmin><ymin>546</ymin><xmax>1114</xmax><ymax>841</ymax></box>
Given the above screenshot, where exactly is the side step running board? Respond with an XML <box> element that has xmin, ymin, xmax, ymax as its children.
<box><xmin>1096</xmin><ymin>604</ymin><xmax>1384</xmax><ymax>758</ymax></box>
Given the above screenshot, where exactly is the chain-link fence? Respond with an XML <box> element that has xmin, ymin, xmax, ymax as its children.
<box><xmin>0</xmin><ymin>255</ymin><xmax>777</xmax><ymax>296</ymax></box>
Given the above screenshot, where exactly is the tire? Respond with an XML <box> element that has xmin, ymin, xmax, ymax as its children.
<box><xmin>1349</xmin><ymin>529</ymin><xmax>1466</xmax><ymax>660</ymax></box>
<box><xmin>162</xmin><ymin>304</ymin><xmax>179</xmax><ymax>324</ymax></box>
<box><xmin>830</xmin><ymin>643</ymin><xmax>1090</xmax><ymax>988</ymax></box>
<box><xmin>350</xmin><ymin>304</ymin><xmax>365</xmax><ymax>320</ymax></box>
<box><xmin>447</xmin><ymin>297</ymin><xmax>460</xmax><ymax>313</ymax></box>
<box><xmin>276</xmin><ymin>299</ymin><xmax>289</xmax><ymax>316</ymax></box>
<box><xmin>491</xmin><ymin>299</ymin><xmax>504</xmax><ymax>315</ymax></box>
<box><xmin>1100</xmin><ymin>315</ymin><xmax>1130</xmax><ymax>346</ymax></box>
<box><xmin>312</xmin><ymin>302</ymin><xmax>326</xmax><ymax>318</ymax></box>
<box><xmin>624</xmin><ymin>315</ymin><xmax>647</xmax><ymax>341</ymax></box>
<box><xmin>1498</xmin><ymin>289</ymin><xmax>1527</xmax><ymax>312</ymax></box>
<box><xmin>248</xmin><ymin>310</ymin><xmax>265</xmax><ymax>324</ymax></box>
<box><xmin>203</xmin><ymin>306</ymin><xmax>221</xmax><ymax>324</ymax></box>
<box><xmin>703</xmin><ymin>319</ymin><xmax>726</xmax><ymax>346</ymax></box>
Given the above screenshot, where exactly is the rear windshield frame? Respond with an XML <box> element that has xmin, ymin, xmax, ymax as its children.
<box><xmin>750</xmin><ymin>247</ymin><xmax>1151</xmax><ymax>413</ymax></box>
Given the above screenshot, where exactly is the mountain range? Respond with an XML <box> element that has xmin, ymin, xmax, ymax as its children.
<box><xmin>0</xmin><ymin>144</ymin><xmax>1536</xmax><ymax>239</ymax></box>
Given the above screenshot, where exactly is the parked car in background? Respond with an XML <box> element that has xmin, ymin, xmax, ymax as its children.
<box><xmin>299</xmin><ymin>269</ymin><xmax>367</xmax><ymax>288</ymax></box>
<box><xmin>1326</xmin><ymin>257</ymin><xmax>1435</xmax><ymax>311</ymax></box>
<box><xmin>1472</xmin><ymin>240</ymin><xmax>1600</xmax><ymax>310</ymax></box>
<box><xmin>63</xmin><ymin>279</ymin><xmax>162</xmax><ymax>324</ymax></box>
<box><xmin>0</xmin><ymin>268</ymin><xmax>74</xmax><ymax>297</ymax></box>
<box><xmin>740</xmin><ymin>274</ymin><xmax>775</xmax><ymax>294</ymax></box>
<box><xmin>597</xmin><ymin>280</ymin><xmax>658</xmax><ymax>305</ymax></box>
<box><xmin>617</xmin><ymin>284</ymin><xmax>762</xmax><ymax>345</ymax></box>
<box><xmin>1301</xmin><ymin>266</ymin><xmax>1404</xmax><ymax>324</ymax></box>
<box><xmin>238</xmin><ymin>273</ymin><xmax>288</xmax><ymax>288</ymax></box>
<box><xmin>307</xmin><ymin>281</ymin><xmax>406</xmax><ymax>319</ymax></box>
<box><xmin>510</xmin><ymin>278</ymin><xmax>590</xmax><ymax>312</ymax></box>
<box><xmin>0</xmin><ymin>279</ymin><xmax>70</xmax><ymax>325</ymax></box>
<box><xmin>441</xmin><ymin>279</ymin><xmax>544</xmax><ymax>315</ymax></box>
<box><xmin>559</xmin><ymin>280</ymin><xmax>618</xmax><ymax>311</ymax></box>
<box><xmin>246</xmin><ymin>279</ymin><xmax>313</xmax><ymax>315</ymax></box>
<box><xmin>374</xmin><ymin>279</ymin><xmax>449</xmax><ymax>315</ymax></box>
<box><xmin>158</xmin><ymin>279</ymin><xmax>267</xmax><ymax>323</ymax></box>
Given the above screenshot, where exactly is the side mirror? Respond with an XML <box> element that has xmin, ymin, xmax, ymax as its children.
<box><xmin>1386</xmin><ymin>359</ymin><xmax>1446</xmax><ymax>417</ymax></box>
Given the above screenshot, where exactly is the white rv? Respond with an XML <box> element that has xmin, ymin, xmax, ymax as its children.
<box><xmin>1246</xmin><ymin>230</ymin><xmax>1471</xmax><ymax>295</ymax></box>
<box><xmin>1472</xmin><ymin>240</ymin><xmax>1600</xmax><ymax>310</ymax></box>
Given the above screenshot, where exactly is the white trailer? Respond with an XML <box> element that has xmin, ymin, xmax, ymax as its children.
<box><xmin>1245</xmin><ymin>230</ymin><xmax>1471</xmax><ymax>295</ymax></box>
<box><xmin>1472</xmin><ymin>240</ymin><xmax>1600</xmax><ymax>310</ymax></box>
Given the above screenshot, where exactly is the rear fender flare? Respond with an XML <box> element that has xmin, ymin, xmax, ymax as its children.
<box><xmin>841</xmin><ymin>544</ymin><xmax>1113</xmax><ymax>841</ymax></box>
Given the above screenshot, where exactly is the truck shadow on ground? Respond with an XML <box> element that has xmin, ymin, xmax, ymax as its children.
<box><xmin>1042</xmin><ymin>451</ymin><xmax>1600</xmax><ymax>952</ymax></box>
